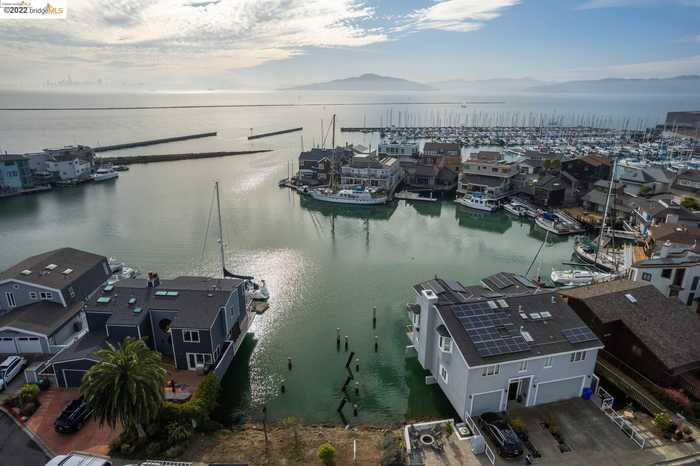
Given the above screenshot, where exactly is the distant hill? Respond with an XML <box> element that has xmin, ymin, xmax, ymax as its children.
<box><xmin>527</xmin><ymin>75</ymin><xmax>700</xmax><ymax>94</ymax></box>
<box><xmin>432</xmin><ymin>77</ymin><xmax>547</xmax><ymax>93</ymax></box>
<box><xmin>282</xmin><ymin>73</ymin><xmax>435</xmax><ymax>91</ymax></box>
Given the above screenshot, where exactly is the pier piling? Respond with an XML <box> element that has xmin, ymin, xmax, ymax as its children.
<box><xmin>374</xmin><ymin>336</ymin><xmax>378</xmax><ymax>352</ymax></box>
<box><xmin>288</xmin><ymin>357</ymin><xmax>292</xmax><ymax>370</ymax></box>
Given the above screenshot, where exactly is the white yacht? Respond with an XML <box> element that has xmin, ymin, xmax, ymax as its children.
<box><xmin>503</xmin><ymin>200</ymin><xmax>536</xmax><ymax>217</ymax></box>
<box><xmin>310</xmin><ymin>187</ymin><xmax>388</xmax><ymax>205</ymax></box>
<box><xmin>550</xmin><ymin>269</ymin><xmax>613</xmax><ymax>286</ymax></box>
<box><xmin>246</xmin><ymin>279</ymin><xmax>270</xmax><ymax>301</ymax></box>
<box><xmin>92</xmin><ymin>166</ymin><xmax>119</xmax><ymax>182</ymax></box>
<box><xmin>455</xmin><ymin>193</ymin><xmax>499</xmax><ymax>212</ymax></box>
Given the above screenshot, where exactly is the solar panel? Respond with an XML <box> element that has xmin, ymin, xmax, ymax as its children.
<box><xmin>561</xmin><ymin>327</ymin><xmax>598</xmax><ymax>344</ymax></box>
<box><xmin>513</xmin><ymin>275</ymin><xmax>537</xmax><ymax>288</ymax></box>
<box><xmin>474</xmin><ymin>336</ymin><xmax>530</xmax><ymax>357</ymax></box>
<box><xmin>486</xmin><ymin>273</ymin><xmax>513</xmax><ymax>290</ymax></box>
<box><xmin>425</xmin><ymin>280</ymin><xmax>444</xmax><ymax>294</ymax></box>
<box><xmin>444</xmin><ymin>280</ymin><xmax>466</xmax><ymax>293</ymax></box>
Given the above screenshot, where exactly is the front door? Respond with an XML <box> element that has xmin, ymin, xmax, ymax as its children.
<box><xmin>508</xmin><ymin>381</ymin><xmax>519</xmax><ymax>401</ymax></box>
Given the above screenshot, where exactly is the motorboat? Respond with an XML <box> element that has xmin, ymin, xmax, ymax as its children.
<box><xmin>534</xmin><ymin>212</ymin><xmax>582</xmax><ymax>235</ymax></box>
<box><xmin>246</xmin><ymin>279</ymin><xmax>270</xmax><ymax>301</ymax></box>
<box><xmin>503</xmin><ymin>200</ymin><xmax>535</xmax><ymax>217</ymax></box>
<box><xmin>92</xmin><ymin>166</ymin><xmax>119</xmax><ymax>182</ymax></box>
<box><xmin>310</xmin><ymin>186</ymin><xmax>388</xmax><ymax>205</ymax></box>
<box><xmin>455</xmin><ymin>192</ymin><xmax>499</xmax><ymax>212</ymax></box>
<box><xmin>113</xmin><ymin>165</ymin><xmax>130</xmax><ymax>172</ymax></box>
<box><xmin>550</xmin><ymin>269</ymin><xmax>613</xmax><ymax>286</ymax></box>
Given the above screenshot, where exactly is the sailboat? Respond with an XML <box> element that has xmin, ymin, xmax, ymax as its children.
<box><xmin>212</xmin><ymin>181</ymin><xmax>270</xmax><ymax>302</ymax></box>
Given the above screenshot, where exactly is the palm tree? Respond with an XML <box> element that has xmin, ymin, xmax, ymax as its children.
<box><xmin>81</xmin><ymin>337</ymin><xmax>166</xmax><ymax>438</ymax></box>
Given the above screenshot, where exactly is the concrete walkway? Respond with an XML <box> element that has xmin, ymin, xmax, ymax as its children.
<box><xmin>0</xmin><ymin>410</ymin><xmax>50</xmax><ymax>466</ymax></box>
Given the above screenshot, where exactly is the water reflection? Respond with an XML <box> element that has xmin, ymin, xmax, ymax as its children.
<box><xmin>454</xmin><ymin>206</ymin><xmax>512</xmax><ymax>233</ymax></box>
<box><xmin>526</xmin><ymin>221</ymin><xmax>571</xmax><ymax>244</ymax></box>
<box><xmin>405</xmin><ymin>199</ymin><xmax>442</xmax><ymax>218</ymax></box>
<box><xmin>299</xmin><ymin>195</ymin><xmax>398</xmax><ymax>221</ymax></box>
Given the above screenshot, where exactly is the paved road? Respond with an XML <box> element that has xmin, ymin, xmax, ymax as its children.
<box><xmin>0</xmin><ymin>410</ymin><xmax>49</xmax><ymax>466</ymax></box>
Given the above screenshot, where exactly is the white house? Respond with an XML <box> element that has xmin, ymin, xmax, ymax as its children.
<box><xmin>339</xmin><ymin>154</ymin><xmax>401</xmax><ymax>192</ymax></box>
<box><xmin>406</xmin><ymin>273</ymin><xmax>602</xmax><ymax>419</ymax></box>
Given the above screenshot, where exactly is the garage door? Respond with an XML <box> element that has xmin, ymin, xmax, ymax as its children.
<box><xmin>15</xmin><ymin>337</ymin><xmax>43</xmax><ymax>353</ymax></box>
<box><xmin>0</xmin><ymin>337</ymin><xmax>17</xmax><ymax>353</ymax></box>
<box><xmin>470</xmin><ymin>391</ymin><xmax>503</xmax><ymax>416</ymax></box>
<box><xmin>535</xmin><ymin>377</ymin><xmax>584</xmax><ymax>405</ymax></box>
<box><xmin>62</xmin><ymin>369</ymin><xmax>87</xmax><ymax>388</ymax></box>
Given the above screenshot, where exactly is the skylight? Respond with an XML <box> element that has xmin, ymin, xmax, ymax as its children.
<box><xmin>20</xmin><ymin>269</ymin><xmax>32</xmax><ymax>275</ymax></box>
<box><xmin>625</xmin><ymin>294</ymin><xmax>637</xmax><ymax>303</ymax></box>
<box><xmin>529</xmin><ymin>313</ymin><xmax>542</xmax><ymax>320</ymax></box>
<box><xmin>497</xmin><ymin>299</ymin><xmax>509</xmax><ymax>308</ymax></box>
<box><xmin>62</xmin><ymin>268</ymin><xmax>73</xmax><ymax>275</ymax></box>
<box><xmin>521</xmin><ymin>330</ymin><xmax>534</xmax><ymax>342</ymax></box>
<box><xmin>519</xmin><ymin>312</ymin><xmax>528</xmax><ymax>320</ymax></box>
<box><xmin>96</xmin><ymin>296</ymin><xmax>111</xmax><ymax>304</ymax></box>
<box><xmin>103</xmin><ymin>285</ymin><xmax>114</xmax><ymax>292</ymax></box>
<box><xmin>45</xmin><ymin>264</ymin><xmax>58</xmax><ymax>271</ymax></box>
<box><xmin>540</xmin><ymin>311</ymin><xmax>552</xmax><ymax>319</ymax></box>
<box><xmin>487</xmin><ymin>300</ymin><xmax>498</xmax><ymax>309</ymax></box>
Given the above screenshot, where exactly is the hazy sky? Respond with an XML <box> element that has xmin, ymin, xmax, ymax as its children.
<box><xmin>1</xmin><ymin>0</ymin><xmax>699</xmax><ymax>90</ymax></box>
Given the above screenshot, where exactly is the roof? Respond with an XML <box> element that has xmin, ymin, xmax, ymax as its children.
<box><xmin>461</xmin><ymin>174</ymin><xmax>507</xmax><ymax>188</ymax></box>
<box><xmin>0</xmin><ymin>154</ymin><xmax>29</xmax><ymax>163</ymax></box>
<box><xmin>416</xmin><ymin>277</ymin><xmax>601</xmax><ymax>366</ymax></box>
<box><xmin>635</xmin><ymin>247</ymin><xmax>700</xmax><ymax>268</ymax></box>
<box><xmin>573</xmin><ymin>154</ymin><xmax>611</xmax><ymax>167</ymax></box>
<box><xmin>560</xmin><ymin>281</ymin><xmax>700</xmax><ymax>370</ymax></box>
<box><xmin>298</xmin><ymin>147</ymin><xmax>352</xmax><ymax>163</ymax></box>
<box><xmin>423</xmin><ymin>142</ymin><xmax>460</xmax><ymax>153</ymax></box>
<box><xmin>0</xmin><ymin>300</ymin><xmax>82</xmax><ymax>336</ymax></box>
<box><xmin>473</xmin><ymin>151</ymin><xmax>502</xmax><ymax>162</ymax></box>
<box><xmin>51</xmin><ymin>331</ymin><xmax>109</xmax><ymax>364</ymax></box>
<box><xmin>649</xmin><ymin>224</ymin><xmax>700</xmax><ymax>246</ymax></box>
<box><xmin>481</xmin><ymin>272</ymin><xmax>538</xmax><ymax>294</ymax></box>
<box><xmin>85</xmin><ymin>276</ymin><xmax>244</xmax><ymax>329</ymax></box>
<box><xmin>0</xmin><ymin>248</ymin><xmax>107</xmax><ymax>291</ymax></box>
<box><xmin>534</xmin><ymin>175</ymin><xmax>565</xmax><ymax>191</ymax></box>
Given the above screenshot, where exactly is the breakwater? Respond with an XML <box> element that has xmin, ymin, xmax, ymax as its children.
<box><xmin>248</xmin><ymin>127</ymin><xmax>303</xmax><ymax>140</ymax></box>
<box><xmin>93</xmin><ymin>132</ymin><xmax>218</xmax><ymax>152</ymax></box>
<box><xmin>98</xmin><ymin>150</ymin><xmax>272</xmax><ymax>165</ymax></box>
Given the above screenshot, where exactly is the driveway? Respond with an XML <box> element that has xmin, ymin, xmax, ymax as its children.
<box><xmin>26</xmin><ymin>388</ymin><xmax>120</xmax><ymax>457</ymax></box>
<box><xmin>0</xmin><ymin>410</ymin><xmax>50</xmax><ymax>466</ymax></box>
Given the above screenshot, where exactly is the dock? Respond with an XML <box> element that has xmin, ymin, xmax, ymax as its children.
<box><xmin>93</xmin><ymin>132</ymin><xmax>217</xmax><ymax>153</ymax></box>
<box><xmin>98</xmin><ymin>150</ymin><xmax>272</xmax><ymax>165</ymax></box>
<box><xmin>248</xmin><ymin>127</ymin><xmax>302</xmax><ymax>140</ymax></box>
<box><xmin>395</xmin><ymin>191</ymin><xmax>438</xmax><ymax>203</ymax></box>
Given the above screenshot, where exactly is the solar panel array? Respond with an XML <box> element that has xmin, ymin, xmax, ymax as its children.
<box><xmin>561</xmin><ymin>327</ymin><xmax>598</xmax><ymax>344</ymax></box>
<box><xmin>453</xmin><ymin>301</ymin><xmax>530</xmax><ymax>358</ymax></box>
<box><xmin>484</xmin><ymin>273</ymin><xmax>514</xmax><ymax>290</ymax></box>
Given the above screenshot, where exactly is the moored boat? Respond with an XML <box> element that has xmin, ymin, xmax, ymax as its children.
<box><xmin>92</xmin><ymin>166</ymin><xmax>119</xmax><ymax>182</ymax></box>
<box><xmin>455</xmin><ymin>192</ymin><xmax>499</xmax><ymax>212</ymax></box>
<box><xmin>550</xmin><ymin>268</ymin><xmax>613</xmax><ymax>286</ymax></box>
<box><xmin>310</xmin><ymin>186</ymin><xmax>388</xmax><ymax>205</ymax></box>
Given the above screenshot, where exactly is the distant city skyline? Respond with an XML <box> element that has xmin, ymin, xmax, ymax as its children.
<box><xmin>0</xmin><ymin>0</ymin><xmax>698</xmax><ymax>91</ymax></box>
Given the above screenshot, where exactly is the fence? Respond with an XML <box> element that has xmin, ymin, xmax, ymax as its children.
<box><xmin>594</xmin><ymin>382</ymin><xmax>646</xmax><ymax>448</ymax></box>
<box><xmin>465</xmin><ymin>413</ymin><xmax>495</xmax><ymax>465</ymax></box>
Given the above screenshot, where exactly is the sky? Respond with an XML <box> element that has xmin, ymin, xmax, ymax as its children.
<box><xmin>0</xmin><ymin>0</ymin><xmax>699</xmax><ymax>90</ymax></box>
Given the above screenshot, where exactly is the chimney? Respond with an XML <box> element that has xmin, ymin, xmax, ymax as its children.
<box><xmin>147</xmin><ymin>271</ymin><xmax>160</xmax><ymax>288</ymax></box>
<box><xmin>660</xmin><ymin>240</ymin><xmax>673</xmax><ymax>258</ymax></box>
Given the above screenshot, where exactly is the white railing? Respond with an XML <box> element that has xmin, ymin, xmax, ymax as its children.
<box><xmin>593</xmin><ymin>383</ymin><xmax>646</xmax><ymax>448</ymax></box>
<box><xmin>465</xmin><ymin>413</ymin><xmax>495</xmax><ymax>465</ymax></box>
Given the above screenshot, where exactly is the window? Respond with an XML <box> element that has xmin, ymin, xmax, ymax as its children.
<box><xmin>183</xmin><ymin>330</ymin><xmax>200</xmax><ymax>343</ymax></box>
<box><xmin>440</xmin><ymin>365</ymin><xmax>448</xmax><ymax>383</ymax></box>
<box><xmin>692</xmin><ymin>276</ymin><xmax>699</xmax><ymax>291</ymax></box>
<box><xmin>571</xmin><ymin>351</ymin><xmax>587</xmax><ymax>363</ymax></box>
<box><xmin>68</xmin><ymin>287</ymin><xmax>76</xmax><ymax>298</ymax></box>
<box><xmin>439</xmin><ymin>335</ymin><xmax>452</xmax><ymax>353</ymax></box>
<box><xmin>29</xmin><ymin>291</ymin><xmax>38</xmax><ymax>300</ymax></box>
<box><xmin>544</xmin><ymin>356</ymin><xmax>553</xmax><ymax>368</ymax></box>
<box><xmin>661</xmin><ymin>269</ymin><xmax>672</xmax><ymax>279</ymax></box>
<box><xmin>642</xmin><ymin>272</ymin><xmax>652</xmax><ymax>282</ymax></box>
<box><xmin>481</xmin><ymin>364</ymin><xmax>500</xmax><ymax>376</ymax></box>
<box><xmin>518</xmin><ymin>360</ymin><xmax>528</xmax><ymax>372</ymax></box>
<box><xmin>687</xmin><ymin>293</ymin><xmax>696</xmax><ymax>306</ymax></box>
<box><xmin>5</xmin><ymin>292</ymin><xmax>16</xmax><ymax>308</ymax></box>
<box><xmin>39</xmin><ymin>291</ymin><xmax>53</xmax><ymax>300</ymax></box>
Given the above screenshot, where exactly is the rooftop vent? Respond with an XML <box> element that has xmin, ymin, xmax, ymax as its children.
<box><xmin>62</xmin><ymin>268</ymin><xmax>73</xmax><ymax>275</ymax></box>
<box><xmin>45</xmin><ymin>264</ymin><xmax>58</xmax><ymax>271</ymax></box>
<box><xmin>20</xmin><ymin>269</ymin><xmax>32</xmax><ymax>276</ymax></box>
<box><xmin>625</xmin><ymin>293</ymin><xmax>637</xmax><ymax>304</ymax></box>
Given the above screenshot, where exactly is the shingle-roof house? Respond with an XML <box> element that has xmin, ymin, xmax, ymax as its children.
<box><xmin>0</xmin><ymin>248</ymin><xmax>111</xmax><ymax>354</ymax></box>
<box><xmin>561</xmin><ymin>154</ymin><xmax>611</xmax><ymax>193</ymax></box>
<box><xmin>560</xmin><ymin>281</ymin><xmax>700</xmax><ymax>390</ymax></box>
<box><xmin>673</xmin><ymin>170</ymin><xmax>700</xmax><ymax>196</ymax></box>
<box><xmin>297</xmin><ymin>147</ymin><xmax>354</xmax><ymax>184</ymax></box>
<box><xmin>407</xmin><ymin>275</ymin><xmax>601</xmax><ymax>418</ymax></box>
<box><xmin>49</xmin><ymin>274</ymin><xmax>251</xmax><ymax>387</ymax></box>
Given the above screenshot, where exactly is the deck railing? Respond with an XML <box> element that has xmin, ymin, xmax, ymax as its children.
<box><xmin>593</xmin><ymin>381</ymin><xmax>646</xmax><ymax>449</ymax></box>
<box><xmin>465</xmin><ymin>413</ymin><xmax>495</xmax><ymax>465</ymax></box>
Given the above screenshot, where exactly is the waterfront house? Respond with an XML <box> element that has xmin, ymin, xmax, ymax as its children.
<box><xmin>628</xmin><ymin>240</ymin><xmax>700</xmax><ymax>306</ymax></box>
<box><xmin>457</xmin><ymin>151</ymin><xmax>519</xmax><ymax>202</ymax></box>
<box><xmin>28</xmin><ymin>146</ymin><xmax>95</xmax><ymax>185</ymax></box>
<box><xmin>48</xmin><ymin>274</ymin><xmax>251</xmax><ymax>387</ymax></box>
<box><xmin>672</xmin><ymin>170</ymin><xmax>700</xmax><ymax>198</ymax></box>
<box><xmin>378</xmin><ymin>141</ymin><xmax>419</xmax><ymax>161</ymax></box>
<box><xmin>339</xmin><ymin>154</ymin><xmax>401</xmax><ymax>192</ymax></box>
<box><xmin>561</xmin><ymin>154</ymin><xmax>611</xmax><ymax>193</ymax></box>
<box><xmin>297</xmin><ymin>147</ymin><xmax>353</xmax><ymax>185</ymax></box>
<box><xmin>0</xmin><ymin>248</ymin><xmax>111</xmax><ymax>354</ymax></box>
<box><xmin>617</xmin><ymin>165</ymin><xmax>674</xmax><ymax>196</ymax></box>
<box><xmin>561</xmin><ymin>281</ymin><xmax>700</xmax><ymax>396</ymax></box>
<box><xmin>406</xmin><ymin>275</ymin><xmax>601</xmax><ymax>419</ymax></box>
<box><xmin>0</xmin><ymin>154</ymin><xmax>34</xmax><ymax>195</ymax></box>
<box><xmin>405</xmin><ymin>164</ymin><xmax>458</xmax><ymax>194</ymax></box>
<box><xmin>422</xmin><ymin>142</ymin><xmax>462</xmax><ymax>174</ymax></box>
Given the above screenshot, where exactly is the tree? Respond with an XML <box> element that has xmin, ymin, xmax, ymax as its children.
<box><xmin>81</xmin><ymin>338</ymin><xmax>166</xmax><ymax>438</ymax></box>
<box><xmin>681</xmin><ymin>197</ymin><xmax>699</xmax><ymax>210</ymax></box>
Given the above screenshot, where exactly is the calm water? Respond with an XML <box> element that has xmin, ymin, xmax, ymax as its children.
<box><xmin>0</xmin><ymin>91</ymin><xmax>697</xmax><ymax>424</ymax></box>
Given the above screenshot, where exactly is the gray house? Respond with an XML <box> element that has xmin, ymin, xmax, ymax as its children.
<box><xmin>0</xmin><ymin>248</ymin><xmax>111</xmax><ymax>354</ymax></box>
<box><xmin>49</xmin><ymin>274</ymin><xmax>251</xmax><ymax>387</ymax></box>
<box><xmin>406</xmin><ymin>274</ymin><xmax>602</xmax><ymax>419</ymax></box>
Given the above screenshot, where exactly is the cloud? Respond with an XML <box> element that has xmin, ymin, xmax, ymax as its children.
<box><xmin>577</xmin><ymin>0</ymin><xmax>700</xmax><ymax>9</ymax></box>
<box><xmin>404</xmin><ymin>0</ymin><xmax>520</xmax><ymax>32</ymax></box>
<box><xmin>569</xmin><ymin>55</ymin><xmax>700</xmax><ymax>79</ymax></box>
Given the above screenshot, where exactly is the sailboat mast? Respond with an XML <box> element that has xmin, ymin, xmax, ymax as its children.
<box><xmin>215</xmin><ymin>181</ymin><xmax>227</xmax><ymax>277</ymax></box>
<box><xmin>595</xmin><ymin>158</ymin><xmax>617</xmax><ymax>264</ymax></box>
<box><xmin>332</xmin><ymin>114</ymin><xmax>336</xmax><ymax>149</ymax></box>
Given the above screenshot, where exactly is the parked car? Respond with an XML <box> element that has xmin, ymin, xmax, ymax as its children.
<box><xmin>45</xmin><ymin>453</ymin><xmax>112</xmax><ymax>466</ymax></box>
<box><xmin>54</xmin><ymin>397</ymin><xmax>93</xmax><ymax>433</ymax></box>
<box><xmin>478</xmin><ymin>412</ymin><xmax>524</xmax><ymax>459</ymax></box>
<box><xmin>0</xmin><ymin>355</ymin><xmax>26</xmax><ymax>391</ymax></box>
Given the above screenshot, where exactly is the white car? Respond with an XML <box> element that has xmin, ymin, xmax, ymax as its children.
<box><xmin>45</xmin><ymin>453</ymin><xmax>112</xmax><ymax>466</ymax></box>
<box><xmin>0</xmin><ymin>355</ymin><xmax>26</xmax><ymax>391</ymax></box>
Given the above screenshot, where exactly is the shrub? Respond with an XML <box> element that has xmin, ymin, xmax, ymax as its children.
<box><xmin>20</xmin><ymin>402</ymin><xmax>37</xmax><ymax>417</ymax></box>
<box><xmin>681</xmin><ymin>197</ymin><xmax>699</xmax><ymax>210</ymax></box>
<box><xmin>318</xmin><ymin>442</ymin><xmax>336</xmax><ymax>465</ymax></box>
<box><xmin>381</xmin><ymin>434</ymin><xmax>404</xmax><ymax>466</ymax></box>
<box><xmin>654</xmin><ymin>412</ymin><xmax>673</xmax><ymax>432</ymax></box>
<box><xmin>159</xmin><ymin>373</ymin><xmax>221</xmax><ymax>429</ymax></box>
<box><xmin>145</xmin><ymin>442</ymin><xmax>163</xmax><ymax>458</ymax></box>
<box><xmin>19</xmin><ymin>384</ymin><xmax>40</xmax><ymax>404</ymax></box>
<box><xmin>167</xmin><ymin>421</ymin><xmax>193</xmax><ymax>444</ymax></box>
<box><xmin>663</xmin><ymin>388</ymin><xmax>690</xmax><ymax>408</ymax></box>
<box><xmin>120</xmin><ymin>442</ymin><xmax>135</xmax><ymax>456</ymax></box>
<box><xmin>164</xmin><ymin>445</ymin><xmax>185</xmax><ymax>459</ymax></box>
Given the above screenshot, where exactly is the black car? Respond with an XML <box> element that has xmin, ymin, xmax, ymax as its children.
<box><xmin>54</xmin><ymin>397</ymin><xmax>93</xmax><ymax>433</ymax></box>
<box><xmin>478</xmin><ymin>412</ymin><xmax>524</xmax><ymax>459</ymax></box>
